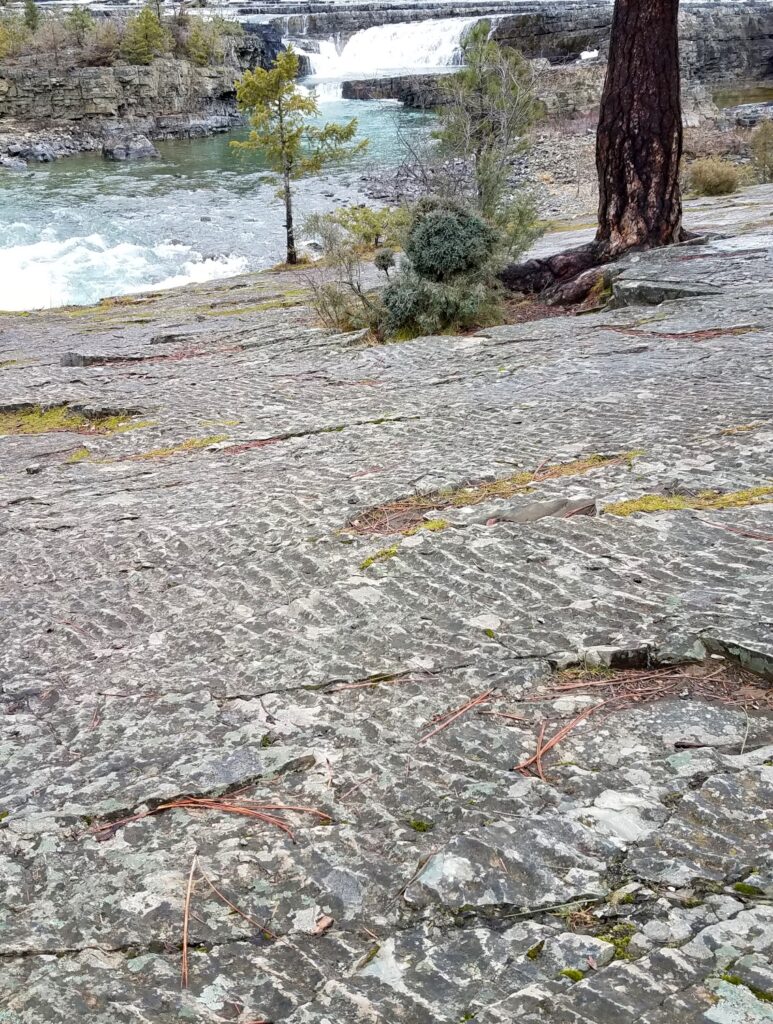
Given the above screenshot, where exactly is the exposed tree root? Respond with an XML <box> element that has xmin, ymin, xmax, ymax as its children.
<box><xmin>499</xmin><ymin>242</ymin><xmax>615</xmax><ymax>306</ymax></box>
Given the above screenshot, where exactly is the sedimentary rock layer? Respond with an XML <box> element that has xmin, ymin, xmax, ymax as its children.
<box><xmin>1</xmin><ymin>185</ymin><xmax>772</xmax><ymax>1023</ymax></box>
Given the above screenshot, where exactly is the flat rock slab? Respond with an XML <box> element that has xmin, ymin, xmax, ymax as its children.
<box><xmin>1</xmin><ymin>186</ymin><xmax>773</xmax><ymax>1023</ymax></box>
<box><xmin>405</xmin><ymin>818</ymin><xmax>618</xmax><ymax>912</ymax></box>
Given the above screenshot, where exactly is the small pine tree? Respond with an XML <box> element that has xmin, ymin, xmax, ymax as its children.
<box><xmin>436</xmin><ymin>22</ymin><xmax>538</xmax><ymax>220</ymax></box>
<box><xmin>185</xmin><ymin>19</ymin><xmax>215</xmax><ymax>66</ymax></box>
<box><xmin>234</xmin><ymin>48</ymin><xmax>366</xmax><ymax>264</ymax></box>
<box><xmin>23</xmin><ymin>0</ymin><xmax>39</xmax><ymax>32</ymax></box>
<box><xmin>382</xmin><ymin>200</ymin><xmax>501</xmax><ymax>337</ymax></box>
<box><xmin>121</xmin><ymin>5</ymin><xmax>170</xmax><ymax>65</ymax></box>
<box><xmin>0</xmin><ymin>15</ymin><xmax>30</xmax><ymax>59</ymax></box>
<box><xmin>65</xmin><ymin>6</ymin><xmax>95</xmax><ymax>47</ymax></box>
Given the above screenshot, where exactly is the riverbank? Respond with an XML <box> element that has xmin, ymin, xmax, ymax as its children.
<box><xmin>0</xmin><ymin>99</ymin><xmax>429</xmax><ymax>310</ymax></box>
<box><xmin>1</xmin><ymin>1</ymin><xmax>771</xmax><ymax>166</ymax></box>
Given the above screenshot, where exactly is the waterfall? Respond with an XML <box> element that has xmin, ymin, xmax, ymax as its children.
<box><xmin>304</xmin><ymin>18</ymin><xmax>480</xmax><ymax>78</ymax></box>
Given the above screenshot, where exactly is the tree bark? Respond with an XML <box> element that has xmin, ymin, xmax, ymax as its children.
<box><xmin>277</xmin><ymin>98</ymin><xmax>297</xmax><ymax>266</ymax></box>
<box><xmin>283</xmin><ymin>167</ymin><xmax>297</xmax><ymax>265</ymax></box>
<box><xmin>596</xmin><ymin>0</ymin><xmax>683</xmax><ymax>254</ymax></box>
<box><xmin>500</xmin><ymin>0</ymin><xmax>683</xmax><ymax>301</ymax></box>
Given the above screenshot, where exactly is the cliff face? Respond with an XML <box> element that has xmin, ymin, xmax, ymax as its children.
<box><xmin>679</xmin><ymin>6</ymin><xmax>773</xmax><ymax>82</ymax></box>
<box><xmin>0</xmin><ymin>26</ymin><xmax>282</xmax><ymax>137</ymax></box>
<box><xmin>492</xmin><ymin>2</ymin><xmax>773</xmax><ymax>81</ymax></box>
<box><xmin>0</xmin><ymin>61</ymin><xmax>239</xmax><ymax>125</ymax></box>
<box><xmin>491</xmin><ymin>3</ymin><xmax>613</xmax><ymax>62</ymax></box>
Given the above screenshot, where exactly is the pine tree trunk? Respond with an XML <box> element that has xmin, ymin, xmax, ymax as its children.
<box><xmin>596</xmin><ymin>0</ymin><xmax>683</xmax><ymax>254</ymax></box>
<box><xmin>500</xmin><ymin>0</ymin><xmax>684</xmax><ymax>300</ymax></box>
<box><xmin>283</xmin><ymin>169</ymin><xmax>297</xmax><ymax>265</ymax></box>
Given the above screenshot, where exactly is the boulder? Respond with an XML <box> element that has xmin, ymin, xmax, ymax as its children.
<box><xmin>722</xmin><ymin>100</ymin><xmax>773</xmax><ymax>128</ymax></box>
<box><xmin>101</xmin><ymin>134</ymin><xmax>161</xmax><ymax>161</ymax></box>
<box><xmin>0</xmin><ymin>155</ymin><xmax>27</xmax><ymax>171</ymax></box>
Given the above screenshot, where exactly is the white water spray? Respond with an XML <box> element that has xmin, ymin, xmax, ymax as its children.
<box><xmin>304</xmin><ymin>17</ymin><xmax>480</xmax><ymax>78</ymax></box>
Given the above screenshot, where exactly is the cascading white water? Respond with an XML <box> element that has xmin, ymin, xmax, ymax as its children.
<box><xmin>305</xmin><ymin>17</ymin><xmax>480</xmax><ymax>78</ymax></box>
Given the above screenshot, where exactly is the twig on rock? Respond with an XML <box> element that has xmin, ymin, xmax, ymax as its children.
<box><xmin>513</xmin><ymin>704</ymin><xmax>604</xmax><ymax>776</ymax></box>
<box><xmin>198</xmin><ymin>864</ymin><xmax>277</xmax><ymax>939</ymax></box>
<box><xmin>477</xmin><ymin>709</ymin><xmax>528</xmax><ymax>723</ymax></box>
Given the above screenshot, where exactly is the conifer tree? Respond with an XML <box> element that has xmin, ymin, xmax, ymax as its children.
<box><xmin>234</xmin><ymin>48</ymin><xmax>366</xmax><ymax>265</ymax></box>
<box><xmin>23</xmin><ymin>0</ymin><xmax>40</xmax><ymax>32</ymax></box>
<box><xmin>121</xmin><ymin>5</ymin><xmax>170</xmax><ymax>65</ymax></box>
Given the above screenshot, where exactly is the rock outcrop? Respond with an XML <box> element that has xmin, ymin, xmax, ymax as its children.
<box><xmin>1</xmin><ymin>184</ymin><xmax>772</xmax><ymax>1024</ymax></box>
<box><xmin>343</xmin><ymin>61</ymin><xmax>607</xmax><ymax>116</ymax></box>
<box><xmin>273</xmin><ymin>0</ymin><xmax>773</xmax><ymax>83</ymax></box>
<box><xmin>0</xmin><ymin>24</ymin><xmax>283</xmax><ymax>155</ymax></box>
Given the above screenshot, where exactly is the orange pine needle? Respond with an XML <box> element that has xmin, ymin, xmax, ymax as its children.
<box><xmin>92</xmin><ymin>795</ymin><xmax>331</xmax><ymax>841</ymax></box>
<box><xmin>419</xmin><ymin>690</ymin><xmax>495</xmax><ymax>744</ymax></box>
<box><xmin>198</xmin><ymin>866</ymin><xmax>277</xmax><ymax>940</ymax></box>
<box><xmin>534</xmin><ymin>721</ymin><xmax>547</xmax><ymax>782</ymax></box>
<box><xmin>513</xmin><ymin>704</ymin><xmax>603</xmax><ymax>774</ymax></box>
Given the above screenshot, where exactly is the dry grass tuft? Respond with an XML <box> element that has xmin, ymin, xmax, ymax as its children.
<box><xmin>348</xmin><ymin>453</ymin><xmax>638</xmax><ymax>536</ymax></box>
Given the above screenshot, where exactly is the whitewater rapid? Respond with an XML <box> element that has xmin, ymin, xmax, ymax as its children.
<box><xmin>0</xmin><ymin>231</ymin><xmax>247</xmax><ymax>311</ymax></box>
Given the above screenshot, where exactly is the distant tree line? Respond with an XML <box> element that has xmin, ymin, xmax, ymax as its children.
<box><xmin>0</xmin><ymin>2</ymin><xmax>242</xmax><ymax>67</ymax></box>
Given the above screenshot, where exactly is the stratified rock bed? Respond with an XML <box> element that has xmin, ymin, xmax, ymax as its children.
<box><xmin>1</xmin><ymin>187</ymin><xmax>772</xmax><ymax>1023</ymax></box>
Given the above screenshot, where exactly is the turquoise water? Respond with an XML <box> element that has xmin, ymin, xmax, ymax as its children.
<box><xmin>0</xmin><ymin>98</ymin><xmax>432</xmax><ymax>310</ymax></box>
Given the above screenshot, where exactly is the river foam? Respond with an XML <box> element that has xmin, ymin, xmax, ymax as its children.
<box><xmin>0</xmin><ymin>230</ymin><xmax>247</xmax><ymax>310</ymax></box>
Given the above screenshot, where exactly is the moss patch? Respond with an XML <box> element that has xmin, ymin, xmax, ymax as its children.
<box><xmin>605</xmin><ymin>486</ymin><xmax>773</xmax><ymax>517</ymax></box>
<box><xmin>128</xmin><ymin>435</ymin><xmax>228</xmax><ymax>461</ymax></box>
<box><xmin>403</xmin><ymin>518</ymin><xmax>450</xmax><ymax>537</ymax></box>
<box><xmin>359</xmin><ymin>544</ymin><xmax>399</xmax><ymax>571</ymax></box>
<box><xmin>408</xmin><ymin>818</ymin><xmax>434</xmax><ymax>833</ymax></box>
<box><xmin>560</xmin><ymin>968</ymin><xmax>585</xmax><ymax>982</ymax></box>
<box><xmin>720</xmin><ymin>421</ymin><xmax>763</xmax><ymax>436</ymax></box>
<box><xmin>733</xmin><ymin>881</ymin><xmax>765</xmax><ymax>897</ymax></box>
<box><xmin>526</xmin><ymin>940</ymin><xmax>545</xmax><ymax>961</ymax></box>
<box><xmin>719</xmin><ymin>973</ymin><xmax>773</xmax><ymax>1002</ymax></box>
<box><xmin>203</xmin><ymin>298</ymin><xmax>305</xmax><ymax>317</ymax></box>
<box><xmin>360</xmin><ymin>944</ymin><xmax>381</xmax><ymax>967</ymax></box>
<box><xmin>66</xmin><ymin>447</ymin><xmax>92</xmax><ymax>464</ymax></box>
<box><xmin>596</xmin><ymin>922</ymin><xmax>636</xmax><ymax>960</ymax></box>
<box><xmin>349</xmin><ymin>452</ymin><xmax>640</xmax><ymax>536</ymax></box>
<box><xmin>0</xmin><ymin>404</ymin><xmax>144</xmax><ymax>437</ymax></box>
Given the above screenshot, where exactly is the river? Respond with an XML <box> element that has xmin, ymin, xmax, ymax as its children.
<box><xmin>0</xmin><ymin>15</ymin><xmax>480</xmax><ymax>312</ymax></box>
<box><xmin>0</xmin><ymin>97</ymin><xmax>435</xmax><ymax>311</ymax></box>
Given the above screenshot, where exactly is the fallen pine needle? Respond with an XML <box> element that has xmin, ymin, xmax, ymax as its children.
<box><xmin>477</xmin><ymin>709</ymin><xmax>528</xmax><ymax>723</ymax></box>
<box><xmin>181</xmin><ymin>852</ymin><xmax>198</xmax><ymax>989</ymax></box>
<box><xmin>328</xmin><ymin>673</ymin><xmax>416</xmax><ymax>693</ymax></box>
<box><xmin>551</xmin><ymin>669</ymin><xmax>673</xmax><ymax>692</ymax></box>
<box><xmin>419</xmin><ymin>689</ymin><xmax>496</xmax><ymax>744</ymax></box>
<box><xmin>93</xmin><ymin>796</ymin><xmax>331</xmax><ymax>842</ymax></box>
<box><xmin>704</xmin><ymin>521</ymin><xmax>773</xmax><ymax>542</ymax></box>
<box><xmin>198</xmin><ymin>865</ymin><xmax>277</xmax><ymax>940</ymax></box>
<box><xmin>535</xmin><ymin>721</ymin><xmax>547</xmax><ymax>782</ymax></box>
<box><xmin>513</xmin><ymin>704</ymin><xmax>604</xmax><ymax>775</ymax></box>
